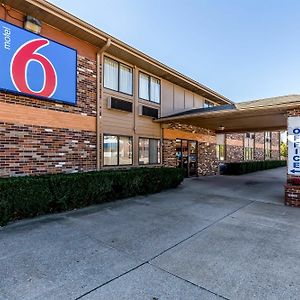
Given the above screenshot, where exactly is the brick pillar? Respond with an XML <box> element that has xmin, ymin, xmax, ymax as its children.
<box><xmin>254</xmin><ymin>132</ymin><xmax>265</xmax><ymax>160</ymax></box>
<box><xmin>162</xmin><ymin>139</ymin><xmax>177</xmax><ymax>168</ymax></box>
<box><xmin>198</xmin><ymin>142</ymin><xmax>219</xmax><ymax>176</ymax></box>
<box><xmin>225</xmin><ymin>133</ymin><xmax>244</xmax><ymax>162</ymax></box>
<box><xmin>271</xmin><ymin>131</ymin><xmax>280</xmax><ymax>159</ymax></box>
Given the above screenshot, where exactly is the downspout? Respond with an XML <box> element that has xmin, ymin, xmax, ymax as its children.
<box><xmin>96</xmin><ymin>38</ymin><xmax>111</xmax><ymax>170</ymax></box>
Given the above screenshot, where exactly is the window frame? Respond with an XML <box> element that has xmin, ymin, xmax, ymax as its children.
<box><xmin>103</xmin><ymin>56</ymin><xmax>133</xmax><ymax>96</ymax></box>
<box><xmin>216</xmin><ymin>144</ymin><xmax>225</xmax><ymax>161</ymax></box>
<box><xmin>138</xmin><ymin>137</ymin><xmax>161</xmax><ymax>165</ymax></box>
<box><xmin>103</xmin><ymin>134</ymin><xmax>133</xmax><ymax>166</ymax></box>
<box><xmin>244</xmin><ymin>147</ymin><xmax>254</xmax><ymax>160</ymax></box>
<box><xmin>244</xmin><ymin>132</ymin><xmax>255</xmax><ymax>161</ymax></box>
<box><xmin>264</xmin><ymin>132</ymin><xmax>272</xmax><ymax>160</ymax></box>
<box><xmin>138</xmin><ymin>71</ymin><xmax>161</xmax><ymax>104</ymax></box>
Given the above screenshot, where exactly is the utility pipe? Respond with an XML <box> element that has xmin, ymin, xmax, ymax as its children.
<box><xmin>96</xmin><ymin>38</ymin><xmax>111</xmax><ymax>170</ymax></box>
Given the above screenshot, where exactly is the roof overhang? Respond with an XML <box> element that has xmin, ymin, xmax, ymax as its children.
<box><xmin>157</xmin><ymin>95</ymin><xmax>300</xmax><ymax>133</ymax></box>
<box><xmin>3</xmin><ymin>0</ymin><xmax>233</xmax><ymax>105</ymax></box>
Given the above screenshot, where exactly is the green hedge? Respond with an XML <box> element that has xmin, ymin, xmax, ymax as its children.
<box><xmin>220</xmin><ymin>160</ymin><xmax>287</xmax><ymax>175</ymax></box>
<box><xmin>0</xmin><ymin>167</ymin><xmax>184</xmax><ymax>226</ymax></box>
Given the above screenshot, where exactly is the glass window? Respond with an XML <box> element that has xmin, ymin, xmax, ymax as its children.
<box><xmin>244</xmin><ymin>147</ymin><xmax>254</xmax><ymax>160</ymax></box>
<box><xmin>139</xmin><ymin>138</ymin><xmax>149</xmax><ymax>165</ymax></box>
<box><xmin>104</xmin><ymin>58</ymin><xmax>118</xmax><ymax>91</ymax></box>
<box><xmin>244</xmin><ymin>132</ymin><xmax>255</xmax><ymax>160</ymax></box>
<box><xmin>150</xmin><ymin>77</ymin><xmax>160</xmax><ymax>103</ymax></box>
<box><xmin>139</xmin><ymin>72</ymin><xmax>160</xmax><ymax>103</ymax></box>
<box><xmin>139</xmin><ymin>138</ymin><xmax>161</xmax><ymax>164</ymax></box>
<box><xmin>104</xmin><ymin>57</ymin><xmax>133</xmax><ymax>95</ymax></box>
<box><xmin>149</xmin><ymin>139</ymin><xmax>160</xmax><ymax>164</ymax></box>
<box><xmin>216</xmin><ymin>134</ymin><xmax>225</xmax><ymax>161</ymax></box>
<box><xmin>265</xmin><ymin>132</ymin><xmax>271</xmax><ymax>159</ymax></box>
<box><xmin>104</xmin><ymin>135</ymin><xmax>132</xmax><ymax>166</ymax></box>
<box><xmin>119</xmin><ymin>64</ymin><xmax>133</xmax><ymax>94</ymax></box>
<box><xmin>104</xmin><ymin>135</ymin><xmax>118</xmax><ymax>166</ymax></box>
<box><xmin>216</xmin><ymin>144</ymin><xmax>225</xmax><ymax>161</ymax></box>
<box><xmin>119</xmin><ymin>136</ymin><xmax>133</xmax><ymax>165</ymax></box>
<box><xmin>139</xmin><ymin>73</ymin><xmax>150</xmax><ymax>100</ymax></box>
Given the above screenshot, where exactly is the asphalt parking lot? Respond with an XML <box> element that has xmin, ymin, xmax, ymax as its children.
<box><xmin>1</xmin><ymin>167</ymin><xmax>299</xmax><ymax>300</ymax></box>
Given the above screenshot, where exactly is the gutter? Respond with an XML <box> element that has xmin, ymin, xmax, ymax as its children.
<box><xmin>96</xmin><ymin>39</ymin><xmax>111</xmax><ymax>170</ymax></box>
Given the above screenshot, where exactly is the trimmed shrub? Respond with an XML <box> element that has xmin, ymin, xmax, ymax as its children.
<box><xmin>220</xmin><ymin>160</ymin><xmax>287</xmax><ymax>175</ymax></box>
<box><xmin>0</xmin><ymin>167</ymin><xmax>184</xmax><ymax>226</ymax></box>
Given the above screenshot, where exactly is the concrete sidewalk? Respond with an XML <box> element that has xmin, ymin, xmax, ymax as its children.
<box><xmin>1</xmin><ymin>167</ymin><xmax>300</xmax><ymax>300</ymax></box>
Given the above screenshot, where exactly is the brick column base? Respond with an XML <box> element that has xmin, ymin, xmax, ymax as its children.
<box><xmin>162</xmin><ymin>139</ymin><xmax>177</xmax><ymax>168</ymax></box>
<box><xmin>285</xmin><ymin>185</ymin><xmax>300</xmax><ymax>207</ymax></box>
<box><xmin>198</xmin><ymin>142</ymin><xmax>219</xmax><ymax>176</ymax></box>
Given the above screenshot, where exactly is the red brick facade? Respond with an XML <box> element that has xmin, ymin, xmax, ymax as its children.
<box><xmin>0</xmin><ymin>122</ymin><xmax>96</xmax><ymax>177</ymax></box>
<box><xmin>0</xmin><ymin>54</ymin><xmax>97</xmax><ymax>177</ymax></box>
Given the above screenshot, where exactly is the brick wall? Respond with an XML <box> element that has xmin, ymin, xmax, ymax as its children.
<box><xmin>198</xmin><ymin>142</ymin><xmax>218</xmax><ymax>175</ymax></box>
<box><xmin>162</xmin><ymin>139</ymin><xmax>177</xmax><ymax>168</ymax></box>
<box><xmin>225</xmin><ymin>133</ymin><xmax>244</xmax><ymax>162</ymax></box>
<box><xmin>0</xmin><ymin>122</ymin><xmax>97</xmax><ymax>177</ymax></box>
<box><xmin>0</xmin><ymin>55</ymin><xmax>98</xmax><ymax>177</ymax></box>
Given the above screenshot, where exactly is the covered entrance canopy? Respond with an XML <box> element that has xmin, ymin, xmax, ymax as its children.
<box><xmin>157</xmin><ymin>95</ymin><xmax>300</xmax><ymax>133</ymax></box>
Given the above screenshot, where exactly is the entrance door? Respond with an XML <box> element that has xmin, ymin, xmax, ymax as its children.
<box><xmin>188</xmin><ymin>141</ymin><xmax>198</xmax><ymax>176</ymax></box>
<box><xmin>176</xmin><ymin>139</ymin><xmax>198</xmax><ymax>177</ymax></box>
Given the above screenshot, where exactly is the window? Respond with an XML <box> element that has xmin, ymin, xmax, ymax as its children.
<box><xmin>204</xmin><ymin>100</ymin><xmax>214</xmax><ymax>108</ymax></box>
<box><xmin>104</xmin><ymin>57</ymin><xmax>133</xmax><ymax>95</ymax></box>
<box><xmin>139</xmin><ymin>72</ymin><xmax>161</xmax><ymax>103</ymax></box>
<box><xmin>216</xmin><ymin>134</ymin><xmax>225</xmax><ymax>161</ymax></box>
<box><xmin>216</xmin><ymin>145</ymin><xmax>225</xmax><ymax>161</ymax></box>
<box><xmin>244</xmin><ymin>132</ymin><xmax>255</xmax><ymax>160</ymax></box>
<box><xmin>104</xmin><ymin>135</ymin><xmax>132</xmax><ymax>166</ymax></box>
<box><xmin>265</xmin><ymin>132</ymin><xmax>271</xmax><ymax>159</ymax></box>
<box><xmin>139</xmin><ymin>138</ymin><xmax>161</xmax><ymax>164</ymax></box>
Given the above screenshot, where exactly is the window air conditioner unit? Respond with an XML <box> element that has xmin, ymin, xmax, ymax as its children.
<box><xmin>138</xmin><ymin>104</ymin><xmax>159</xmax><ymax>119</ymax></box>
<box><xmin>107</xmin><ymin>96</ymin><xmax>133</xmax><ymax>113</ymax></box>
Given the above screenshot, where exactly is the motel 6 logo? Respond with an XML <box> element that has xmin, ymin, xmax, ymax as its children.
<box><xmin>10</xmin><ymin>39</ymin><xmax>58</xmax><ymax>98</ymax></box>
<box><xmin>0</xmin><ymin>20</ymin><xmax>76</xmax><ymax>104</ymax></box>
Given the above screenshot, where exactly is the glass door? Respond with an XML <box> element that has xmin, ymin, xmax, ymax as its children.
<box><xmin>176</xmin><ymin>139</ymin><xmax>198</xmax><ymax>177</ymax></box>
<box><xmin>188</xmin><ymin>141</ymin><xmax>197</xmax><ymax>176</ymax></box>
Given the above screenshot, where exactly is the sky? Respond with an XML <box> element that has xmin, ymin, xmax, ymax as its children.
<box><xmin>49</xmin><ymin>0</ymin><xmax>300</xmax><ymax>103</ymax></box>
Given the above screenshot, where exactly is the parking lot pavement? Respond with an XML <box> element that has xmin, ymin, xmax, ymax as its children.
<box><xmin>2</xmin><ymin>167</ymin><xmax>299</xmax><ymax>300</ymax></box>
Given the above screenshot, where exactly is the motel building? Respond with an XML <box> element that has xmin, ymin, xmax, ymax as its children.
<box><xmin>0</xmin><ymin>0</ymin><xmax>300</xmax><ymax>205</ymax></box>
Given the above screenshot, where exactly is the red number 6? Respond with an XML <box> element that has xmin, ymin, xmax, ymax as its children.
<box><xmin>10</xmin><ymin>39</ymin><xmax>57</xmax><ymax>98</ymax></box>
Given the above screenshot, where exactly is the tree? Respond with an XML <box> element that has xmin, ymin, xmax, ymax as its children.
<box><xmin>280</xmin><ymin>141</ymin><xmax>287</xmax><ymax>158</ymax></box>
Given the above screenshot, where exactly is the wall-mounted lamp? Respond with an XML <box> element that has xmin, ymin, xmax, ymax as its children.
<box><xmin>24</xmin><ymin>16</ymin><xmax>42</xmax><ymax>34</ymax></box>
<box><xmin>218</xmin><ymin>125</ymin><xmax>225</xmax><ymax>131</ymax></box>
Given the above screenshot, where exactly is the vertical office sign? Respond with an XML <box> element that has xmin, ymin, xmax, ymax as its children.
<box><xmin>288</xmin><ymin>116</ymin><xmax>300</xmax><ymax>175</ymax></box>
<box><xmin>0</xmin><ymin>20</ymin><xmax>77</xmax><ymax>104</ymax></box>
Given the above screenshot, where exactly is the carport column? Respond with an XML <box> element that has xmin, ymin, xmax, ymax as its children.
<box><xmin>162</xmin><ymin>139</ymin><xmax>177</xmax><ymax>168</ymax></box>
<box><xmin>285</xmin><ymin>109</ymin><xmax>300</xmax><ymax>207</ymax></box>
<box><xmin>198</xmin><ymin>140</ymin><xmax>219</xmax><ymax>176</ymax></box>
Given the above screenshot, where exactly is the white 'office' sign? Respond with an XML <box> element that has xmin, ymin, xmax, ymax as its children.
<box><xmin>288</xmin><ymin>116</ymin><xmax>300</xmax><ymax>175</ymax></box>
